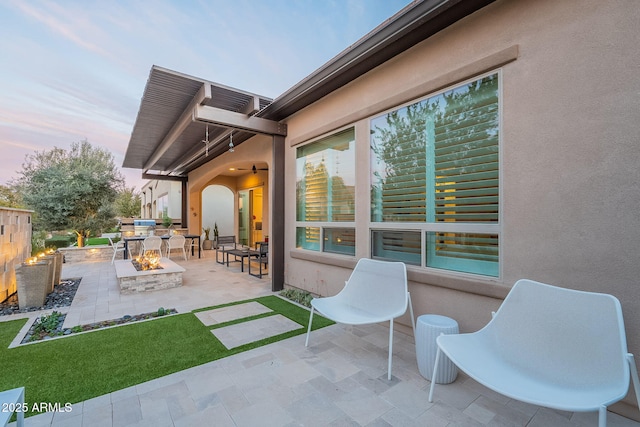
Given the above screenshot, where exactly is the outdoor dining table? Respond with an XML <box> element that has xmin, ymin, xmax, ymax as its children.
<box><xmin>123</xmin><ymin>234</ymin><xmax>201</xmax><ymax>259</ymax></box>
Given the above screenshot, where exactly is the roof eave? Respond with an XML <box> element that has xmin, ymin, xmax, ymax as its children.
<box><xmin>258</xmin><ymin>0</ymin><xmax>495</xmax><ymax>121</ymax></box>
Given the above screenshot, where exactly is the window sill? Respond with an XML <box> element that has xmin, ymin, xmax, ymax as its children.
<box><xmin>289</xmin><ymin>249</ymin><xmax>509</xmax><ymax>299</ymax></box>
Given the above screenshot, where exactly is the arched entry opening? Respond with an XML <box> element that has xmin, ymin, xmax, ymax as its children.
<box><xmin>202</xmin><ymin>185</ymin><xmax>234</xmax><ymax>242</ymax></box>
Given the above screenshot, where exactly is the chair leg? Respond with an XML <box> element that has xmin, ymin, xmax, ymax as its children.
<box><xmin>388</xmin><ymin>318</ymin><xmax>394</xmax><ymax>380</ymax></box>
<box><xmin>627</xmin><ymin>354</ymin><xmax>640</xmax><ymax>410</ymax></box>
<box><xmin>408</xmin><ymin>292</ymin><xmax>416</xmax><ymax>337</ymax></box>
<box><xmin>428</xmin><ymin>345</ymin><xmax>443</xmax><ymax>402</ymax></box>
<box><xmin>305</xmin><ymin>306</ymin><xmax>315</xmax><ymax>347</ymax></box>
<box><xmin>598</xmin><ymin>405</ymin><xmax>607</xmax><ymax>427</ymax></box>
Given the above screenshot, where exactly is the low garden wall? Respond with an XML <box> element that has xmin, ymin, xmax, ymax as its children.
<box><xmin>59</xmin><ymin>246</ymin><xmax>121</xmax><ymax>263</ymax></box>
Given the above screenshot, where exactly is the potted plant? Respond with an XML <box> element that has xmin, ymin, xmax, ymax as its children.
<box><xmin>202</xmin><ymin>226</ymin><xmax>213</xmax><ymax>250</ymax></box>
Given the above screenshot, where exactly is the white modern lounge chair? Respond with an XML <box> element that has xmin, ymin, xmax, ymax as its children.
<box><xmin>0</xmin><ymin>386</ymin><xmax>25</xmax><ymax>427</ymax></box>
<box><xmin>305</xmin><ymin>258</ymin><xmax>415</xmax><ymax>380</ymax></box>
<box><xmin>428</xmin><ymin>279</ymin><xmax>640</xmax><ymax>427</ymax></box>
<box><xmin>165</xmin><ymin>235</ymin><xmax>187</xmax><ymax>260</ymax></box>
<box><xmin>108</xmin><ymin>237</ymin><xmax>126</xmax><ymax>264</ymax></box>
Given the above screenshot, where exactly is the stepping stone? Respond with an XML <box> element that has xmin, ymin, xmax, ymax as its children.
<box><xmin>212</xmin><ymin>315</ymin><xmax>301</xmax><ymax>349</ymax></box>
<box><xmin>195</xmin><ymin>301</ymin><xmax>272</xmax><ymax>326</ymax></box>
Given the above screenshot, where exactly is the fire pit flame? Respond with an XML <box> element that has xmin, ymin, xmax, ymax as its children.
<box><xmin>133</xmin><ymin>252</ymin><xmax>162</xmax><ymax>271</ymax></box>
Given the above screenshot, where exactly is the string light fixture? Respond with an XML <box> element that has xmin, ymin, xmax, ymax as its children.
<box><xmin>201</xmin><ymin>124</ymin><xmax>210</xmax><ymax>156</ymax></box>
<box><xmin>228</xmin><ymin>132</ymin><xmax>234</xmax><ymax>152</ymax></box>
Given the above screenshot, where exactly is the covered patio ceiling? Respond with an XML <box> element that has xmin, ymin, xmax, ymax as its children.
<box><xmin>123</xmin><ymin>66</ymin><xmax>285</xmax><ymax>180</ymax></box>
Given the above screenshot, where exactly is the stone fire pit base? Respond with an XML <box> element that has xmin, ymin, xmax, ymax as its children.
<box><xmin>114</xmin><ymin>258</ymin><xmax>185</xmax><ymax>294</ymax></box>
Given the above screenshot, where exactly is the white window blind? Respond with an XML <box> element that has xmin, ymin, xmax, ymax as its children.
<box><xmin>371</xmin><ymin>74</ymin><xmax>499</xmax><ymax>276</ymax></box>
<box><xmin>296</xmin><ymin>128</ymin><xmax>355</xmax><ymax>253</ymax></box>
<box><xmin>297</xmin><ymin>128</ymin><xmax>355</xmax><ymax>222</ymax></box>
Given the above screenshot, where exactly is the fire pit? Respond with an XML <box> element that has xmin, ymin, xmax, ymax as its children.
<box><xmin>114</xmin><ymin>256</ymin><xmax>185</xmax><ymax>294</ymax></box>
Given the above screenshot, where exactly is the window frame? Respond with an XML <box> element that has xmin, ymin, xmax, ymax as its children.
<box><xmin>368</xmin><ymin>70</ymin><xmax>502</xmax><ymax>278</ymax></box>
<box><xmin>295</xmin><ymin>126</ymin><xmax>357</xmax><ymax>256</ymax></box>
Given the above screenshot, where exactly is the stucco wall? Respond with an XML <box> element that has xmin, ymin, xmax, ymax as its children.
<box><xmin>0</xmin><ymin>207</ymin><xmax>33</xmax><ymax>302</ymax></box>
<box><xmin>281</xmin><ymin>0</ymin><xmax>640</xmax><ymax>410</ymax></box>
<box><xmin>140</xmin><ymin>180</ymin><xmax>182</xmax><ymax>221</ymax></box>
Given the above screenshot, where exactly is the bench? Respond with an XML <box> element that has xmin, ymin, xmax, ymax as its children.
<box><xmin>215</xmin><ymin>236</ymin><xmax>237</xmax><ymax>264</ymax></box>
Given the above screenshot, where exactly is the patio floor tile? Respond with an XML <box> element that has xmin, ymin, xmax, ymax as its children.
<box><xmin>4</xmin><ymin>254</ymin><xmax>640</xmax><ymax>426</ymax></box>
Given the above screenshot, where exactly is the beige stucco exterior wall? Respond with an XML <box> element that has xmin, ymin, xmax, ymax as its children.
<box><xmin>281</xmin><ymin>0</ymin><xmax>640</xmax><ymax>410</ymax></box>
<box><xmin>0</xmin><ymin>207</ymin><xmax>33</xmax><ymax>302</ymax></box>
<box><xmin>140</xmin><ymin>180</ymin><xmax>182</xmax><ymax>221</ymax></box>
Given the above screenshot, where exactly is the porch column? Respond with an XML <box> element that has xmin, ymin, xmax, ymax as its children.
<box><xmin>181</xmin><ymin>180</ymin><xmax>188</xmax><ymax>228</ymax></box>
<box><xmin>271</xmin><ymin>135</ymin><xmax>285</xmax><ymax>291</ymax></box>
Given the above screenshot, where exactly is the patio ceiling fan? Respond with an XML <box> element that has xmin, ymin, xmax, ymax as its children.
<box><xmin>237</xmin><ymin>164</ymin><xmax>268</xmax><ymax>174</ymax></box>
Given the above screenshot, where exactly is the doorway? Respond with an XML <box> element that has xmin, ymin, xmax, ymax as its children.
<box><xmin>238</xmin><ymin>187</ymin><xmax>263</xmax><ymax>247</ymax></box>
<box><xmin>202</xmin><ymin>185</ymin><xmax>234</xmax><ymax>237</ymax></box>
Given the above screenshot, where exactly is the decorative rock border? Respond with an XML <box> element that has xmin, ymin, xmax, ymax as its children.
<box><xmin>21</xmin><ymin>308</ymin><xmax>178</xmax><ymax>344</ymax></box>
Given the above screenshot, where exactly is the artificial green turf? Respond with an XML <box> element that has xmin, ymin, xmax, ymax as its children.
<box><xmin>86</xmin><ymin>237</ymin><xmax>110</xmax><ymax>246</ymax></box>
<box><xmin>0</xmin><ymin>295</ymin><xmax>333</xmax><ymax>416</ymax></box>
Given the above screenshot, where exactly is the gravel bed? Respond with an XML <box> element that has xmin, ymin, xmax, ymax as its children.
<box><xmin>0</xmin><ymin>278</ymin><xmax>81</xmax><ymax>316</ymax></box>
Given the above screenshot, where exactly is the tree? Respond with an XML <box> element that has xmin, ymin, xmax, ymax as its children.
<box><xmin>0</xmin><ymin>184</ymin><xmax>23</xmax><ymax>208</ymax></box>
<box><xmin>114</xmin><ymin>187</ymin><xmax>141</xmax><ymax>218</ymax></box>
<box><xmin>13</xmin><ymin>140</ymin><xmax>124</xmax><ymax>246</ymax></box>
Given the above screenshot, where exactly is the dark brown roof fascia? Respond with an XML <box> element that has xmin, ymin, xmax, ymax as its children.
<box><xmin>258</xmin><ymin>0</ymin><xmax>495</xmax><ymax>121</ymax></box>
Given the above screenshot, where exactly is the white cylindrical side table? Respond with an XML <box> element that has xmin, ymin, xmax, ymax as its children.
<box><xmin>416</xmin><ymin>314</ymin><xmax>459</xmax><ymax>384</ymax></box>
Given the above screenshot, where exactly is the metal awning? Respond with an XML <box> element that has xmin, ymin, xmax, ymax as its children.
<box><xmin>123</xmin><ymin>66</ymin><xmax>284</xmax><ymax>180</ymax></box>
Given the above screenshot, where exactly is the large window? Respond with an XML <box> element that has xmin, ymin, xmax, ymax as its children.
<box><xmin>370</xmin><ymin>73</ymin><xmax>500</xmax><ymax>276</ymax></box>
<box><xmin>296</xmin><ymin>128</ymin><xmax>355</xmax><ymax>255</ymax></box>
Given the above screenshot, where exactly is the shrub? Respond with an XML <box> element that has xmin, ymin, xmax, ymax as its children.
<box><xmin>31</xmin><ymin>230</ymin><xmax>48</xmax><ymax>255</ymax></box>
<box><xmin>43</xmin><ymin>236</ymin><xmax>71</xmax><ymax>250</ymax></box>
<box><xmin>279</xmin><ymin>289</ymin><xmax>313</xmax><ymax>308</ymax></box>
<box><xmin>30</xmin><ymin>311</ymin><xmax>64</xmax><ymax>340</ymax></box>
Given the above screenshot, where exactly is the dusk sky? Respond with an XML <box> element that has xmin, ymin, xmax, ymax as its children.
<box><xmin>0</xmin><ymin>0</ymin><xmax>410</xmax><ymax>190</ymax></box>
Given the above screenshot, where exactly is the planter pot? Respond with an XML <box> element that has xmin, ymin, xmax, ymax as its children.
<box><xmin>38</xmin><ymin>255</ymin><xmax>57</xmax><ymax>294</ymax></box>
<box><xmin>16</xmin><ymin>259</ymin><xmax>52</xmax><ymax>309</ymax></box>
<box><xmin>202</xmin><ymin>239</ymin><xmax>213</xmax><ymax>250</ymax></box>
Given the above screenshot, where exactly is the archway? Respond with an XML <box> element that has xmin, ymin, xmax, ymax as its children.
<box><xmin>202</xmin><ymin>185</ymin><xmax>234</xmax><ymax>239</ymax></box>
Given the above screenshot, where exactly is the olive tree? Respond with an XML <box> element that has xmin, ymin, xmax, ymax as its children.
<box><xmin>114</xmin><ymin>187</ymin><xmax>142</xmax><ymax>218</ymax></box>
<box><xmin>0</xmin><ymin>184</ymin><xmax>23</xmax><ymax>208</ymax></box>
<box><xmin>13</xmin><ymin>140</ymin><xmax>124</xmax><ymax>246</ymax></box>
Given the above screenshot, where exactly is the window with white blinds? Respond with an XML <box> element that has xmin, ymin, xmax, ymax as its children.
<box><xmin>296</xmin><ymin>128</ymin><xmax>355</xmax><ymax>254</ymax></box>
<box><xmin>370</xmin><ymin>73</ymin><xmax>499</xmax><ymax>276</ymax></box>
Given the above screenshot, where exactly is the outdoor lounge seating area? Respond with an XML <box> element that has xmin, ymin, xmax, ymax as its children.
<box><xmin>2</xmin><ymin>0</ymin><xmax>638</xmax><ymax>424</ymax></box>
<box><xmin>2</xmin><ymin>256</ymin><xmax>639</xmax><ymax>426</ymax></box>
<box><xmin>215</xmin><ymin>235</ymin><xmax>269</xmax><ymax>278</ymax></box>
